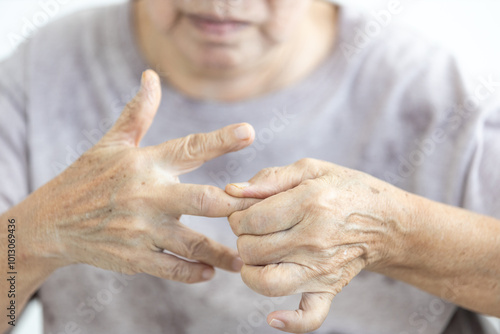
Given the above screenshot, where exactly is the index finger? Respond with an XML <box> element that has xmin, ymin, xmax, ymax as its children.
<box><xmin>162</xmin><ymin>183</ymin><xmax>261</xmax><ymax>217</ymax></box>
<box><xmin>228</xmin><ymin>184</ymin><xmax>307</xmax><ymax>236</ymax></box>
<box><xmin>157</xmin><ymin>123</ymin><xmax>255</xmax><ymax>176</ymax></box>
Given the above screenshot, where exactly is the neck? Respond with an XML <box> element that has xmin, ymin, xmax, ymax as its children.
<box><xmin>134</xmin><ymin>2</ymin><xmax>338</xmax><ymax>102</ymax></box>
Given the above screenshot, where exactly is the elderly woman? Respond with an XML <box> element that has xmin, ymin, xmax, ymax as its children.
<box><xmin>0</xmin><ymin>0</ymin><xmax>498</xmax><ymax>333</ymax></box>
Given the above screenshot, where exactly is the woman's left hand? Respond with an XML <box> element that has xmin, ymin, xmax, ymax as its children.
<box><xmin>226</xmin><ymin>158</ymin><xmax>412</xmax><ymax>333</ymax></box>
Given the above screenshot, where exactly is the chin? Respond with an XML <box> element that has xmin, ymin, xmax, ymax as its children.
<box><xmin>181</xmin><ymin>41</ymin><xmax>264</xmax><ymax>75</ymax></box>
<box><xmin>196</xmin><ymin>48</ymin><xmax>245</xmax><ymax>71</ymax></box>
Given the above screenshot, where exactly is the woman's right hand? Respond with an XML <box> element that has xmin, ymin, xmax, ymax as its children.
<box><xmin>22</xmin><ymin>70</ymin><xmax>257</xmax><ymax>283</ymax></box>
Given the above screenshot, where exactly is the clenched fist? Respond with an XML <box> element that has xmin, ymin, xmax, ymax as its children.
<box><xmin>227</xmin><ymin>158</ymin><xmax>410</xmax><ymax>333</ymax></box>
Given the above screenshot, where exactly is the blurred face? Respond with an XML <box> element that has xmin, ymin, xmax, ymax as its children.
<box><xmin>142</xmin><ymin>0</ymin><xmax>313</xmax><ymax>70</ymax></box>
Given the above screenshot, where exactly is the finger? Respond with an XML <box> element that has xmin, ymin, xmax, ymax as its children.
<box><xmin>141</xmin><ymin>251</ymin><xmax>217</xmax><ymax>284</ymax></box>
<box><xmin>158</xmin><ymin>123</ymin><xmax>255</xmax><ymax>175</ymax></box>
<box><xmin>267</xmin><ymin>292</ymin><xmax>334</xmax><ymax>333</ymax></box>
<box><xmin>238</xmin><ymin>229</ymin><xmax>357</xmax><ymax>268</ymax></box>
<box><xmin>102</xmin><ymin>70</ymin><xmax>162</xmax><ymax>147</ymax></box>
<box><xmin>241</xmin><ymin>250</ymin><xmax>365</xmax><ymax>297</ymax></box>
<box><xmin>226</xmin><ymin>158</ymin><xmax>327</xmax><ymax>199</ymax></box>
<box><xmin>240</xmin><ymin>263</ymin><xmax>304</xmax><ymax>297</ymax></box>
<box><xmin>162</xmin><ymin>183</ymin><xmax>260</xmax><ymax>217</ymax></box>
<box><xmin>237</xmin><ymin>232</ymin><xmax>298</xmax><ymax>266</ymax></box>
<box><xmin>228</xmin><ymin>184</ymin><xmax>306</xmax><ymax>236</ymax></box>
<box><xmin>156</xmin><ymin>224</ymin><xmax>244</xmax><ymax>272</ymax></box>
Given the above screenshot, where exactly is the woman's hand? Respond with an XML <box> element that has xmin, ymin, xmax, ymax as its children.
<box><xmin>25</xmin><ymin>70</ymin><xmax>257</xmax><ymax>283</ymax></box>
<box><xmin>226</xmin><ymin>158</ymin><xmax>411</xmax><ymax>333</ymax></box>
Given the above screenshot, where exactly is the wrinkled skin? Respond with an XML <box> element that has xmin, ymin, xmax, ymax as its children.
<box><xmin>25</xmin><ymin>70</ymin><xmax>258</xmax><ymax>282</ymax></box>
<box><xmin>227</xmin><ymin>158</ymin><xmax>410</xmax><ymax>333</ymax></box>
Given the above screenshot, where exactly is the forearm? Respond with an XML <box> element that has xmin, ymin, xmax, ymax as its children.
<box><xmin>378</xmin><ymin>193</ymin><xmax>500</xmax><ymax>317</ymax></box>
<box><xmin>0</xmin><ymin>198</ymin><xmax>62</xmax><ymax>332</ymax></box>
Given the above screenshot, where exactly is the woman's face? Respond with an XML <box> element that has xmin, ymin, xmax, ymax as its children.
<box><xmin>141</xmin><ymin>0</ymin><xmax>313</xmax><ymax>70</ymax></box>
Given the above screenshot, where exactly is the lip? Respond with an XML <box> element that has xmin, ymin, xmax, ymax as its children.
<box><xmin>186</xmin><ymin>14</ymin><xmax>250</xmax><ymax>36</ymax></box>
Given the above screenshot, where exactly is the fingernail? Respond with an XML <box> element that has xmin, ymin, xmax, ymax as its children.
<box><xmin>234</xmin><ymin>125</ymin><xmax>252</xmax><ymax>140</ymax></box>
<box><xmin>202</xmin><ymin>268</ymin><xmax>215</xmax><ymax>280</ymax></box>
<box><xmin>269</xmin><ymin>319</ymin><xmax>285</xmax><ymax>329</ymax></box>
<box><xmin>232</xmin><ymin>257</ymin><xmax>244</xmax><ymax>271</ymax></box>
<box><xmin>230</xmin><ymin>182</ymin><xmax>250</xmax><ymax>189</ymax></box>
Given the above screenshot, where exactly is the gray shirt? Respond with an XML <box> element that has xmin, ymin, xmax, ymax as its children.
<box><xmin>0</xmin><ymin>2</ymin><xmax>498</xmax><ymax>334</ymax></box>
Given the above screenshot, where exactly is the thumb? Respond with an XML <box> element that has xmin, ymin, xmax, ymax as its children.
<box><xmin>102</xmin><ymin>70</ymin><xmax>162</xmax><ymax>147</ymax></box>
<box><xmin>226</xmin><ymin>158</ymin><xmax>326</xmax><ymax>199</ymax></box>
<box><xmin>267</xmin><ymin>292</ymin><xmax>334</xmax><ymax>333</ymax></box>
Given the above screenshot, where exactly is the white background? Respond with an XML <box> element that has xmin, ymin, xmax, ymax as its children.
<box><xmin>0</xmin><ymin>0</ymin><xmax>499</xmax><ymax>333</ymax></box>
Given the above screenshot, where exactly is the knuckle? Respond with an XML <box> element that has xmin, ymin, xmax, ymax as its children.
<box><xmin>301</xmin><ymin>229</ymin><xmax>332</xmax><ymax>255</ymax></box>
<box><xmin>295</xmin><ymin>157</ymin><xmax>314</xmax><ymax>167</ymax></box>
<box><xmin>314</xmin><ymin>237</ymin><xmax>334</xmax><ymax>255</ymax></box>
<box><xmin>185</xmin><ymin>234</ymin><xmax>209</xmax><ymax>259</ymax></box>
<box><xmin>299</xmin><ymin>195</ymin><xmax>317</xmax><ymax>213</ymax></box>
<box><xmin>193</xmin><ymin>186</ymin><xmax>219</xmax><ymax>216</ymax></box>
<box><xmin>228</xmin><ymin>212</ymin><xmax>242</xmax><ymax>235</ymax></box>
<box><xmin>258</xmin><ymin>271</ymin><xmax>280</xmax><ymax>297</ymax></box>
<box><xmin>243</xmin><ymin>265</ymin><xmax>282</xmax><ymax>297</ymax></box>
<box><xmin>196</xmin><ymin>190</ymin><xmax>208</xmax><ymax>215</ymax></box>
<box><xmin>294</xmin><ymin>158</ymin><xmax>326</xmax><ymax>177</ymax></box>
<box><xmin>241</xmin><ymin>265</ymin><xmax>285</xmax><ymax>297</ymax></box>
<box><xmin>300</xmin><ymin>187</ymin><xmax>330</xmax><ymax>212</ymax></box>
<box><xmin>300</xmin><ymin>178</ymin><xmax>317</xmax><ymax>188</ymax></box>
<box><xmin>318</xmin><ymin>245</ymin><xmax>340</xmax><ymax>261</ymax></box>
<box><xmin>210</xmin><ymin>130</ymin><xmax>229</xmax><ymax>149</ymax></box>
<box><xmin>183</xmin><ymin>134</ymin><xmax>207</xmax><ymax>160</ymax></box>
<box><xmin>181</xmin><ymin>131</ymin><xmax>232</xmax><ymax>160</ymax></box>
<box><xmin>169</xmin><ymin>261</ymin><xmax>193</xmax><ymax>282</ymax></box>
<box><xmin>256</xmin><ymin>167</ymin><xmax>280</xmax><ymax>180</ymax></box>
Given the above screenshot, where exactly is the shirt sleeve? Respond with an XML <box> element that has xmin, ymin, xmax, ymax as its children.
<box><xmin>396</xmin><ymin>47</ymin><xmax>500</xmax><ymax>220</ymax></box>
<box><xmin>461</xmin><ymin>97</ymin><xmax>500</xmax><ymax>219</ymax></box>
<box><xmin>435</xmin><ymin>53</ymin><xmax>500</xmax><ymax>219</ymax></box>
<box><xmin>0</xmin><ymin>43</ymin><xmax>30</xmax><ymax>214</ymax></box>
<box><xmin>426</xmin><ymin>54</ymin><xmax>500</xmax><ymax>219</ymax></box>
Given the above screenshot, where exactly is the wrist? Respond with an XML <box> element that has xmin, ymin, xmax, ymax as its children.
<box><xmin>10</xmin><ymin>187</ymin><xmax>69</xmax><ymax>272</ymax></box>
<box><xmin>366</xmin><ymin>185</ymin><xmax>419</xmax><ymax>273</ymax></box>
<box><xmin>1</xmin><ymin>210</ymin><xmax>61</xmax><ymax>305</ymax></box>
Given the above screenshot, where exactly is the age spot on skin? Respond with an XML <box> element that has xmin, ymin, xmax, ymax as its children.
<box><xmin>370</xmin><ymin>187</ymin><xmax>380</xmax><ymax>194</ymax></box>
